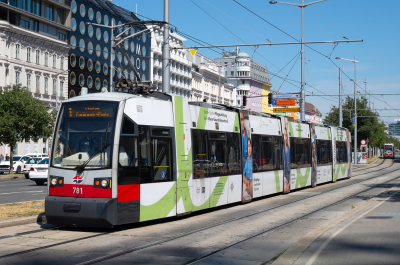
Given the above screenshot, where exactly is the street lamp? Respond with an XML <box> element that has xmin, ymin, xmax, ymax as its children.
<box><xmin>269</xmin><ymin>0</ymin><xmax>326</xmax><ymax>121</ymax></box>
<box><xmin>336</xmin><ymin>56</ymin><xmax>358</xmax><ymax>164</ymax></box>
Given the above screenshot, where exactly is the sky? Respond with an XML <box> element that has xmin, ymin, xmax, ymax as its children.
<box><xmin>114</xmin><ymin>0</ymin><xmax>400</xmax><ymax>123</ymax></box>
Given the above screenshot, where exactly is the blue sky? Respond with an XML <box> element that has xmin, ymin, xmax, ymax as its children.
<box><xmin>115</xmin><ymin>0</ymin><xmax>400</xmax><ymax>122</ymax></box>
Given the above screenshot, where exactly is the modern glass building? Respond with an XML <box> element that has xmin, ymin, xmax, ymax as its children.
<box><xmin>68</xmin><ymin>0</ymin><xmax>150</xmax><ymax>97</ymax></box>
<box><xmin>388</xmin><ymin>120</ymin><xmax>400</xmax><ymax>137</ymax></box>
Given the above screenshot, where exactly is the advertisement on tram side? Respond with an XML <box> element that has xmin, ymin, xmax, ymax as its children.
<box><xmin>346</xmin><ymin>129</ymin><xmax>351</xmax><ymax>178</ymax></box>
<box><xmin>240</xmin><ymin>110</ymin><xmax>253</xmax><ymax>201</ymax></box>
<box><xmin>311</xmin><ymin>124</ymin><xmax>317</xmax><ymax>187</ymax></box>
<box><xmin>281</xmin><ymin>117</ymin><xmax>291</xmax><ymax>193</ymax></box>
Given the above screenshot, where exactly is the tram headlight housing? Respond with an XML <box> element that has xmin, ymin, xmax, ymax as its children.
<box><xmin>51</xmin><ymin>178</ymin><xmax>57</xmax><ymax>186</ymax></box>
<box><xmin>101</xmin><ymin>179</ymin><xmax>108</xmax><ymax>188</ymax></box>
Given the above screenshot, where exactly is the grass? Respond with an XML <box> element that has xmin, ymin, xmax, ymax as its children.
<box><xmin>261</xmin><ymin>250</ymin><xmax>286</xmax><ymax>265</ymax></box>
<box><xmin>367</xmin><ymin>156</ymin><xmax>381</xmax><ymax>164</ymax></box>
<box><xmin>0</xmin><ymin>201</ymin><xmax>44</xmax><ymax>220</ymax></box>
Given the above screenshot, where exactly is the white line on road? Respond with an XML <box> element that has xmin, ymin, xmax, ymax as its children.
<box><xmin>305</xmin><ymin>192</ymin><xmax>397</xmax><ymax>265</ymax></box>
<box><xmin>19</xmin><ymin>188</ymin><xmax>42</xmax><ymax>190</ymax></box>
<box><xmin>0</xmin><ymin>191</ymin><xmax>44</xmax><ymax>196</ymax></box>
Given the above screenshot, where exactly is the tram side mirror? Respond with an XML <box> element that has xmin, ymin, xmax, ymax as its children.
<box><xmin>78</xmin><ymin>154</ymin><xmax>82</xmax><ymax>160</ymax></box>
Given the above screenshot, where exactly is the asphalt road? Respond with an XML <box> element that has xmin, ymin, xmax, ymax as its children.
<box><xmin>0</xmin><ymin>179</ymin><xmax>47</xmax><ymax>205</ymax></box>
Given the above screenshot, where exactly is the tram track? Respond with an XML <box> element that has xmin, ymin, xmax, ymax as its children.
<box><xmin>0</xmin><ymin>159</ymin><xmax>397</xmax><ymax>262</ymax></box>
<box><xmin>75</xmin><ymin>159</ymin><xmax>399</xmax><ymax>265</ymax></box>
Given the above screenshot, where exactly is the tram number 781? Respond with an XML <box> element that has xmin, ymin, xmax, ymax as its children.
<box><xmin>73</xmin><ymin>187</ymin><xmax>83</xmax><ymax>194</ymax></box>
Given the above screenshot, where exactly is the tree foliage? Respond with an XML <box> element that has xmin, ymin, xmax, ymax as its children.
<box><xmin>323</xmin><ymin>96</ymin><xmax>388</xmax><ymax>149</ymax></box>
<box><xmin>0</xmin><ymin>84</ymin><xmax>56</xmax><ymax>172</ymax></box>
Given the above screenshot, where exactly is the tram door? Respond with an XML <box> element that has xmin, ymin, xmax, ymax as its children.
<box><xmin>173</xmin><ymin>96</ymin><xmax>193</xmax><ymax>215</ymax></box>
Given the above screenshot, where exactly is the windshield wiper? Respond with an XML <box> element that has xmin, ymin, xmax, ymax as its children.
<box><xmin>76</xmin><ymin>123</ymin><xmax>109</xmax><ymax>175</ymax></box>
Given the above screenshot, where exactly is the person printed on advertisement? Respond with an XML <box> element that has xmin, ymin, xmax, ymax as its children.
<box><xmin>347</xmin><ymin>130</ymin><xmax>351</xmax><ymax>177</ymax></box>
<box><xmin>240</xmin><ymin>111</ymin><xmax>252</xmax><ymax>201</ymax></box>
<box><xmin>243</xmin><ymin>138</ymin><xmax>253</xmax><ymax>200</ymax></box>
<box><xmin>311</xmin><ymin>125</ymin><xmax>317</xmax><ymax>187</ymax></box>
<box><xmin>283</xmin><ymin>123</ymin><xmax>291</xmax><ymax>192</ymax></box>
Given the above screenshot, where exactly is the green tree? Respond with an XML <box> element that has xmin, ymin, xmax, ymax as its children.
<box><xmin>323</xmin><ymin>96</ymin><xmax>386</xmax><ymax>150</ymax></box>
<box><xmin>0</xmin><ymin>84</ymin><xmax>56</xmax><ymax>173</ymax></box>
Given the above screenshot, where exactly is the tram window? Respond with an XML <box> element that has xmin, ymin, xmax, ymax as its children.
<box><xmin>317</xmin><ymin>140</ymin><xmax>332</xmax><ymax>165</ymax></box>
<box><xmin>290</xmin><ymin>137</ymin><xmax>311</xmax><ymax>169</ymax></box>
<box><xmin>121</xmin><ymin>115</ymin><xmax>135</xmax><ymax>134</ymax></box>
<box><xmin>152</xmin><ymin>138</ymin><xmax>172</xmax><ymax>182</ymax></box>
<box><xmin>208</xmin><ymin>135</ymin><xmax>227</xmax><ymax>177</ymax></box>
<box><xmin>335</xmin><ymin>141</ymin><xmax>347</xmax><ymax>163</ymax></box>
<box><xmin>227</xmin><ymin>133</ymin><xmax>240</xmax><ymax>174</ymax></box>
<box><xmin>192</xmin><ymin>130</ymin><xmax>209</xmax><ymax>178</ymax></box>
<box><xmin>252</xmin><ymin>135</ymin><xmax>261</xmax><ymax>172</ymax></box>
<box><xmin>118</xmin><ymin>136</ymin><xmax>140</xmax><ymax>185</ymax></box>
<box><xmin>139</xmin><ymin>126</ymin><xmax>152</xmax><ymax>183</ymax></box>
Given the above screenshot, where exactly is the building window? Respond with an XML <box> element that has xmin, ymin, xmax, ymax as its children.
<box><xmin>15</xmin><ymin>72</ymin><xmax>20</xmax><ymax>84</ymax></box>
<box><xmin>55</xmin><ymin>7</ymin><xmax>64</xmax><ymax>24</ymax></box>
<box><xmin>53</xmin><ymin>79</ymin><xmax>56</xmax><ymax>95</ymax></box>
<box><xmin>60</xmin><ymin>57</ymin><xmax>64</xmax><ymax>70</ymax></box>
<box><xmin>60</xmin><ymin>81</ymin><xmax>64</xmax><ymax>97</ymax></box>
<box><xmin>45</xmin><ymin>52</ymin><xmax>48</xmax><ymax>66</ymax></box>
<box><xmin>15</xmin><ymin>44</ymin><xmax>20</xmax><ymax>59</ymax></box>
<box><xmin>36</xmin><ymin>50</ymin><xmax>40</xmax><ymax>64</ymax></box>
<box><xmin>57</xmin><ymin>32</ymin><xmax>66</xmax><ymax>41</ymax></box>
<box><xmin>27</xmin><ymin>47</ymin><xmax>31</xmax><ymax>62</ymax></box>
<box><xmin>53</xmin><ymin>54</ymin><xmax>56</xmax><ymax>68</ymax></box>
<box><xmin>46</xmin><ymin>5</ymin><xmax>54</xmax><ymax>21</ymax></box>
<box><xmin>13</xmin><ymin>144</ymin><xmax>17</xmax><ymax>156</ymax></box>
<box><xmin>27</xmin><ymin>74</ymin><xmax>31</xmax><ymax>90</ymax></box>
<box><xmin>44</xmin><ymin>78</ymin><xmax>48</xmax><ymax>94</ymax></box>
<box><xmin>36</xmin><ymin>76</ymin><xmax>40</xmax><ymax>93</ymax></box>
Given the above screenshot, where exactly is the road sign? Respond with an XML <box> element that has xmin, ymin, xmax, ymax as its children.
<box><xmin>352</xmin><ymin>117</ymin><xmax>356</xmax><ymax>123</ymax></box>
<box><xmin>361</xmin><ymin>139</ymin><xmax>366</xmax><ymax>145</ymax></box>
<box><xmin>272</xmin><ymin>100</ymin><xmax>277</xmax><ymax>106</ymax></box>
<box><xmin>273</xmin><ymin>108</ymin><xmax>300</xmax><ymax>113</ymax></box>
<box><xmin>276</xmin><ymin>100</ymin><xmax>296</xmax><ymax>106</ymax></box>
<box><xmin>353</xmin><ymin>124</ymin><xmax>356</xmax><ymax>127</ymax></box>
<box><xmin>272</xmin><ymin>93</ymin><xmax>300</xmax><ymax>100</ymax></box>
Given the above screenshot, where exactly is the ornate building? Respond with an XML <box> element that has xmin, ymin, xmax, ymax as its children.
<box><xmin>0</xmin><ymin>0</ymin><xmax>70</xmax><ymax>156</ymax></box>
<box><xmin>68</xmin><ymin>0</ymin><xmax>150</xmax><ymax>97</ymax></box>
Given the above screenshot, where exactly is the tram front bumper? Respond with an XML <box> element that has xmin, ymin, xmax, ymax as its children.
<box><xmin>45</xmin><ymin>196</ymin><xmax>117</xmax><ymax>227</ymax></box>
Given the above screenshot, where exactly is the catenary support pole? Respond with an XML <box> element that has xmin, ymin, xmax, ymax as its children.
<box><xmin>110</xmin><ymin>27</ymin><xmax>114</xmax><ymax>92</ymax></box>
<box><xmin>339</xmin><ymin>67</ymin><xmax>342</xmax><ymax>127</ymax></box>
<box><xmin>162</xmin><ymin>0</ymin><xmax>170</xmax><ymax>93</ymax></box>
<box><xmin>354</xmin><ymin>56</ymin><xmax>357</xmax><ymax>164</ymax></box>
<box><xmin>300</xmin><ymin>0</ymin><xmax>305</xmax><ymax>121</ymax></box>
<box><xmin>218</xmin><ymin>66</ymin><xmax>221</xmax><ymax>104</ymax></box>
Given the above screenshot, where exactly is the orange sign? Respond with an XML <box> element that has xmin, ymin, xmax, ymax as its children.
<box><xmin>276</xmin><ymin>100</ymin><xmax>296</xmax><ymax>106</ymax></box>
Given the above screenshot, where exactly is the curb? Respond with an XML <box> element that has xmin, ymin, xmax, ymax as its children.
<box><xmin>0</xmin><ymin>175</ymin><xmax>26</xmax><ymax>180</ymax></box>
<box><xmin>0</xmin><ymin>213</ymin><xmax>47</xmax><ymax>229</ymax></box>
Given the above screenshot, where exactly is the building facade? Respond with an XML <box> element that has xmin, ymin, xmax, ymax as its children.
<box><xmin>150</xmin><ymin>30</ymin><xmax>192</xmax><ymax>97</ymax></box>
<box><xmin>189</xmin><ymin>51</ymin><xmax>234</xmax><ymax>104</ymax></box>
<box><xmin>0</xmin><ymin>0</ymin><xmax>71</xmax><ymax>156</ymax></box>
<box><xmin>214</xmin><ymin>47</ymin><xmax>272</xmax><ymax>112</ymax></box>
<box><xmin>388</xmin><ymin>120</ymin><xmax>400</xmax><ymax>137</ymax></box>
<box><xmin>68</xmin><ymin>0</ymin><xmax>150</xmax><ymax>97</ymax></box>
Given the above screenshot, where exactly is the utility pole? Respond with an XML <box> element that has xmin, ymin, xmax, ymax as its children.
<box><xmin>218</xmin><ymin>66</ymin><xmax>221</xmax><ymax>104</ymax></box>
<box><xmin>339</xmin><ymin>67</ymin><xmax>342</xmax><ymax>127</ymax></box>
<box><xmin>162</xmin><ymin>0</ymin><xmax>171</xmax><ymax>93</ymax></box>
<box><xmin>110</xmin><ymin>26</ymin><xmax>114</xmax><ymax>92</ymax></box>
<box><xmin>354</xmin><ymin>56</ymin><xmax>357</xmax><ymax>164</ymax></box>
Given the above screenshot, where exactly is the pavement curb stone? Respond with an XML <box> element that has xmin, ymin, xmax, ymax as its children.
<box><xmin>0</xmin><ymin>214</ymin><xmax>47</xmax><ymax>229</ymax></box>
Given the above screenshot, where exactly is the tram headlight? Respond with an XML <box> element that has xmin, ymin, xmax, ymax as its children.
<box><xmin>101</xmin><ymin>179</ymin><xmax>108</xmax><ymax>188</ymax></box>
<box><xmin>51</xmin><ymin>178</ymin><xmax>57</xmax><ymax>186</ymax></box>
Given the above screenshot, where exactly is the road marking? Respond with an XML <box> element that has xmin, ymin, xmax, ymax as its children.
<box><xmin>0</xmin><ymin>191</ymin><xmax>43</xmax><ymax>196</ymax></box>
<box><xmin>305</xmin><ymin>192</ymin><xmax>396</xmax><ymax>265</ymax></box>
<box><xmin>19</xmin><ymin>188</ymin><xmax>41</xmax><ymax>190</ymax></box>
<box><xmin>0</xmin><ymin>199</ymin><xmax>45</xmax><ymax>206</ymax></box>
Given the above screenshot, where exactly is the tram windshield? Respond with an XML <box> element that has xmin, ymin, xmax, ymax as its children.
<box><xmin>385</xmin><ymin>145</ymin><xmax>393</xmax><ymax>151</ymax></box>
<box><xmin>51</xmin><ymin>101</ymin><xmax>119</xmax><ymax>170</ymax></box>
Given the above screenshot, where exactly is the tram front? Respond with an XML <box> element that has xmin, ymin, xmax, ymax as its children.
<box><xmin>45</xmin><ymin>95</ymin><xmax>123</xmax><ymax>227</ymax></box>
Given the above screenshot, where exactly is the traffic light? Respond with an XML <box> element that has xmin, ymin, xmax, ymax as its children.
<box><xmin>243</xmin><ymin>96</ymin><xmax>247</xmax><ymax>107</ymax></box>
<box><xmin>268</xmin><ymin>93</ymin><xmax>272</xmax><ymax>105</ymax></box>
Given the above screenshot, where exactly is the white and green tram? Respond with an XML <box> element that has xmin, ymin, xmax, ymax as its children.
<box><xmin>45</xmin><ymin>92</ymin><xmax>352</xmax><ymax>227</ymax></box>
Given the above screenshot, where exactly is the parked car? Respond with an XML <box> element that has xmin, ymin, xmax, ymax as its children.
<box><xmin>25</xmin><ymin>153</ymin><xmax>49</xmax><ymax>159</ymax></box>
<box><xmin>29</xmin><ymin>158</ymin><xmax>49</xmax><ymax>185</ymax></box>
<box><xmin>0</xmin><ymin>156</ymin><xmax>27</xmax><ymax>174</ymax></box>
<box><xmin>23</xmin><ymin>157</ymin><xmax>43</xmax><ymax>179</ymax></box>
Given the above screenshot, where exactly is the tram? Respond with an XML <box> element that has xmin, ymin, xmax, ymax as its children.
<box><xmin>384</xmin><ymin>143</ymin><xmax>395</xmax><ymax>159</ymax></box>
<box><xmin>45</xmin><ymin>91</ymin><xmax>352</xmax><ymax>227</ymax></box>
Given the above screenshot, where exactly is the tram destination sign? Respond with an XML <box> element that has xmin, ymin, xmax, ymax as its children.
<box><xmin>272</xmin><ymin>93</ymin><xmax>300</xmax><ymax>100</ymax></box>
<box><xmin>273</xmin><ymin>107</ymin><xmax>300</xmax><ymax>113</ymax></box>
<box><xmin>275</xmin><ymin>100</ymin><xmax>296</xmax><ymax>106</ymax></box>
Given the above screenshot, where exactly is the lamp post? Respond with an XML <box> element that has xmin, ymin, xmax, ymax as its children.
<box><xmin>269</xmin><ymin>0</ymin><xmax>326</xmax><ymax>121</ymax></box>
<box><xmin>336</xmin><ymin>56</ymin><xmax>358</xmax><ymax>164</ymax></box>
